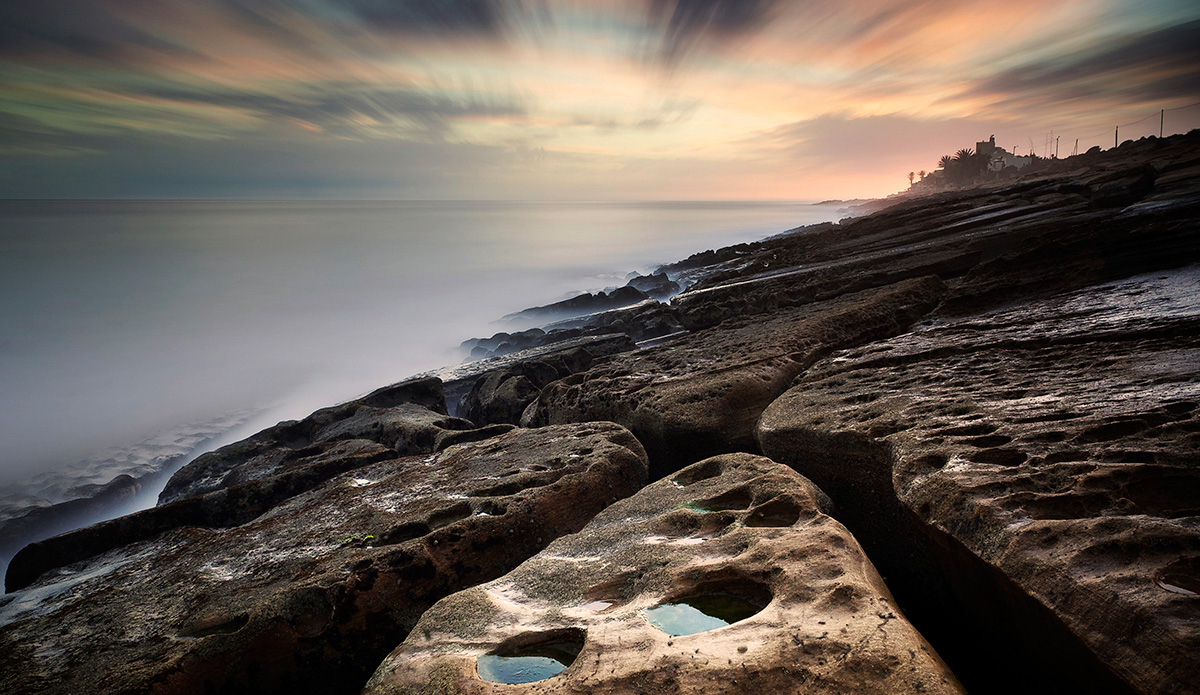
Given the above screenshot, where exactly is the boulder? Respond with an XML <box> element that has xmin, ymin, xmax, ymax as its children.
<box><xmin>458</xmin><ymin>344</ymin><xmax>624</xmax><ymax>427</ymax></box>
<box><xmin>364</xmin><ymin>453</ymin><xmax>963</xmax><ymax>695</ymax></box>
<box><xmin>757</xmin><ymin>266</ymin><xmax>1200</xmax><ymax>695</ymax></box>
<box><xmin>0</xmin><ymin>423</ymin><xmax>648</xmax><ymax>695</ymax></box>
<box><xmin>532</xmin><ymin>276</ymin><xmax>946</xmax><ymax>478</ymax></box>
<box><xmin>159</xmin><ymin>377</ymin><xmax>471</xmax><ymax>504</ymax></box>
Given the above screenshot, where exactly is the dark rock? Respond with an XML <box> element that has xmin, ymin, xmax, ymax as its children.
<box><xmin>0</xmin><ymin>474</ymin><xmax>145</xmax><ymax>588</ymax></box>
<box><xmin>455</xmin><ymin>340</ymin><xmax>636</xmax><ymax>427</ymax></box>
<box><xmin>501</xmin><ymin>286</ymin><xmax>650</xmax><ymax>324</ymax></box>
<box><xmin>625</xmin><ymin>271</ymin><xmax>681</xmax><ymax>299</ymax></box>
<box><xmin>667</xmin><ymin>132</ymin><xmax>1200</xmax><ymax>331</ymax></box>
<box><xmin>532</xmin><ymin>276</ymin><xmax>946</xmax><ymax>478</ymax></box>
<box><xmin>425</xmin><ymin>333</ymin><xmax>636</xmax><ymax>414</ymax></box>
<box><xmin>0</xmin><ymin>423</ymin><xmax>648</xmax><ymax>695</ymax></box>
<box><xmin>757</xmin><ymin>266</ymin><xmax>1200</xmax><ymax>695</ymax></box>
<box><xmin>364</xmin><ymin>453</ymin><xmax>962</xmax><ymax>695</ymax></box>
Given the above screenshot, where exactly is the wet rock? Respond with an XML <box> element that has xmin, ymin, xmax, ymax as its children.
<box><xmin>0</xmin><ymin>423</ymin><xmax>648</xmax><ymax>695</ymax></box>
<box><xmin>364</xmin><ymin>453</ymin><xmax>963</xmax><ymax>695</ymax></box>
<box><xmin>532</xmin><ymin>276</ymin><xmax>946</xmax><ymax>478</ymax></box>
<box><xmin>757</xmin><ymin>266</ymin><xmax>1200</xmax><ymax>695</ymax></box>
<box><xmin>159</xmin><ymin>377</ymin><xmax>472</xmax><ymax>504</ymax></box>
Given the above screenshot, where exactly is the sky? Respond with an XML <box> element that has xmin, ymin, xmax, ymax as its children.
<box><xmin>1</xmin><ymin>0</ymin><xmax>1198</xmax><ymax>200</ymax></box>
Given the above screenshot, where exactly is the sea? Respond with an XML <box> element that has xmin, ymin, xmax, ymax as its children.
<box><xmin>0</xmin><ymin>199</ymin><xmax>847</xmax><ymax>575</ymax></box>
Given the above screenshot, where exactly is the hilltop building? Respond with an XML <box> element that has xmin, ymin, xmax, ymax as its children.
<box><xmin>976</xmin><ymin>135</ymin><xmax>1032</xmax><ymax>172</ymax></box>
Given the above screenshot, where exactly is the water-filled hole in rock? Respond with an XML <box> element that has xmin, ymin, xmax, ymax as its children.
<box><xmin>477</xmin><ymin>629</ymin><xmax>585</xmax><ymax>684</ymax></box>
<box><xmin>644</xmin><ymin>593</ymin><xmax>766</xmax><ymax>636</ymax></box>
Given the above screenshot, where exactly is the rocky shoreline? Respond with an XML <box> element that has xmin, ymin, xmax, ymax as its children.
<box><xmin>2</xmin><ymin>131</ymin><xmax>1199</xmax><ymax>694</ymax></box>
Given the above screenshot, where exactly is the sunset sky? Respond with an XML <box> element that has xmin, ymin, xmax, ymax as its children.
<box><xmin>1</xmin><ymin>0</ymin><xmax>1198</xmax><ymax>200</ymax></box>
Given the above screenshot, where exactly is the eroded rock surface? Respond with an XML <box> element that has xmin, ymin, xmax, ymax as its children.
<box><xmin>670</xmin><ymin>132</ymin><xmax>1200</xmax><ymax>330</ymax></box>
<box><xmin>160</xmin><ymin>376</ymin><xmax>461</xmax><ymax>504</ymax></box>
<box><xmin>364</xmin><ymin>453</ymin><xmax>962</xmax><ymax>695</ymax></box>
<box><xmin>532</xmin><ymin>276</ymin><xmax>946</xmax><ymax>477</ymax></box>
<box><xmin>0</xmin><ymin>424</ymin><xmax>648</xmax><ymax>695</ymax></box>
<box><xmin>758</xmin><ymin>266</ymin><xmax>1200</xmax><ymax>695</ymax></box>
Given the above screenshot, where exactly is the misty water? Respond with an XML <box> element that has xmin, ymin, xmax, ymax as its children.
<box><xmin>0</xmin><ymin>199</ymin><xmax>843</xmax><ymax>575</ymax></box>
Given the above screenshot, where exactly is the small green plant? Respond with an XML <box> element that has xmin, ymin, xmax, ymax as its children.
<box><xmin>339</xmin><ymin>533</ymin><xmax>376</xmax><ymax>547</ymax></box>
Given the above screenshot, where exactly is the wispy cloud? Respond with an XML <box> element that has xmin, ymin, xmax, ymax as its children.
<box><xmin>0</xmin><ymin>0</ymin><xmax>1197</xmax><ymax>199</ymax></box>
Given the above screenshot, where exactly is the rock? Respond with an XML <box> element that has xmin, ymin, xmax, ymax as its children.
<box><xmin>458</xmin><ymin>343</ymin><xmax>631</xmax><ymax>427</ymax></box>
<box><xmin>5</xmin><ymin>439</ymin><xmax>398</xmax><ymax>592</ymax></box>
<box><xmin>420</xmin><ymin>333</ymin><xmax>636</xmax><ymax>415</ymax></box>
<box><xmin>669</xmin><ymin>131</ymin><xmax>1200</xmax><ymax>330</ymax></box>
<box><xmin>532</xmin><ymin>276</ymin><xmax>946</xmax><ymax>478</ymax></box>
<box><xmin>757</xmin><ymin>266</ymin><xmax>1200</xmax><ymax>695</ymax></box>
<box><xmin>159</xmin><ymin>378</ymin><xmax>472</xmax><ymax>504</ymax></box>
<box><xmin>363</xmin><ymin>453</ymin><xmax>963</xmax><ymax>695</ymax></box>
<box><xmin>501</xmin><ymin>286</ymin><xmax>650</xmax><ymax>324</ymax></box>
<box><xmin>625</xmin><ymin>271</ymin><xmax>681</xmax><ymax>299</ymax></box>
<box><xmin>0</xmin><ymin>423</ymin><xmax>648</xmax><ymax>695</ymax></box>
<box><xmin>460</xmin><ymin>365</ymin><xmax>556</xmax><ymax>427</ymax></box>
<box><xmin>0</xmin><ymin>474</ymin><xmax>145</xmax><ymax>589</ymax></box>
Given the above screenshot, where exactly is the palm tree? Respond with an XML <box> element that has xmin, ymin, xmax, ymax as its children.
<box><xmin>908</xmin><ymin>171</ymin><xmax>915</xmax><ymax>186</ymax></box>
<box><xmin>955</xmin><ymin>148</ymin><xmax>974</xmax><ymax>162</ymax></box>
<box><xmin>938</xmin><ymin>155</ymin><xmax>953</xmax><ymax>169</ymax></box>
<box><xmin>918</xmin><ymin>170</ymin><xmax>927</xmax><ymax>180</ymax></box>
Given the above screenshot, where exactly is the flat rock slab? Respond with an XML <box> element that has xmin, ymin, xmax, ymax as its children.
<box><xmin>534</xmin><ymin>277</ymin><xmax>945</xmax><ymax>477</ymax></box>
<box><xmin>758</xmin><ymin>266</ymin><xmax>1200</xmax><ymax>695</ymax></box>
<box><xmin>364</xmin><ymin>453</ymin><xmax>962</xmax><ymax>695</ymax></box>
<box><xmin>670</xmin><ymin>132</ymin><xmax>1200</xmax><ymax>330</ymax></box>
<box><xmin>0</xmin><ymin>423</ymin><xmax>647</xmax><ymax>695</ymax></box>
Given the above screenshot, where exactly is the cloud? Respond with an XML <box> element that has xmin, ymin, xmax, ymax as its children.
<box><xmin>0</xmin><ymin>1</ymin><xmax>192</xmax><ymax>59</ymax></box>
<box><xmin>956</xmin><ymin>19</ymin><xmax>1200</xmax><ymax>109</ymax></box>
<box><xmin>644</xmin><ymin>0</ymin><xmax>780</xmax><ymax>61</ymax></box>
<box><xmin>753</xmin><ymin>112</ymin><xmax>1018</xmax><ymax>174</ymax></box>
<box><xmin>128</xmin><ymin>83</ymin><xmax>528</xmax><ymax>139</ymax></box>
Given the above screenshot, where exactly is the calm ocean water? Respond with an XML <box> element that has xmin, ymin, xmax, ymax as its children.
<box><xmin>0</xmin><ymin>200</ymin><xmax>840</xmax><ymax>516</ymax></box>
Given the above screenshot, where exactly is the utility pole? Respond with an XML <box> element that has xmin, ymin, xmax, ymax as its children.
<box><xmin>1161</xmin><ymin>109</ymin><xmax>1165</xmax><ymax>138</ymax></box>
<box><xmin>1115</xmin><ymin>126</ymin><xmax>1118</xmax><ymax>148</ymax></box>
<box><xmin>1072</xmin><ymin>138</ymin><xmax>1078</xmax><ymax>157</ymax></box>
<box><xmin>1055</xmin><ymin>136</ymin><xmax>1060</xmax><ymax>159</ymax></box>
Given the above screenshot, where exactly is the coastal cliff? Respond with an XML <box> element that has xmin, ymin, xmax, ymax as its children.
<box><xmin>3</xmin><ymin>131</ymin><xmax>1199</xmax><ymax>694</ymax></box>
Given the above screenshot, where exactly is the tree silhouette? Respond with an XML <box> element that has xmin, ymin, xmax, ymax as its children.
<box><xmin>938</xmin><ymin>155</ymin><xmax>953</xmax><ymax>169</ymax></box>
<box><xmin>908</xmin><ymin>171</ymin><xmax>915</xmax><ymax>186</ymax></box>
<box><xmin>955</xmin><ymin>148</ymin><xmax>974</xmax><ymax>161</ymax></box>
<box><xmin>918</xmin><ymin>170</ymin><xmax>927</xmax><ymax>180</ymax></box>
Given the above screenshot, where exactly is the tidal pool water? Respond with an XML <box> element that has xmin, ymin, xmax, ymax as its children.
<box><xmin>643</xmin><ymin>594</ymin><xmax>765</xmax><ymax>636</ymax></box>
<box><xmin>476</xmin><ymin>640</ymin><xmax>582</xmax><ymax>684</ymax></box>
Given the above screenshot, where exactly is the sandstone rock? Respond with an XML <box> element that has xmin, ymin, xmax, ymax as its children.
<box><xmin>5</xmin><ymin>438</ymin><xmax>397</xmax><ymax>592</ymax></box>
<box><xmin>422</xmin><ymin>333</ymin><xmax>636</xmax><ymax>415</ymax></box>
<box><xmin>533</xmin><ymin>276</ymin><xmax>946</xmax><ymax>478</ymax></box>
<box><xmin>669</xmin><ymin>131</ymin><xmax>1200</xmax><ymax>330</ymax></box>
<box><xmin>0</xmin><ymin>424</ymin><xmax>648</xmax><ymax>695</ymax></box>
<box><xmin>364</xmin><ymin>453</ymin><xmax>962</xmax><ymax>695</ymax></box>
<box><xmin>757</xmin><ymin>266</ymin><xmax>1200</xmax><ymax>695</ymax></box>
<box><xmin>458</xmin><ymin>343</ymin><xmax>631</xmax><ymax>427</ymax></box>
<box><xmin>159</xmin><ymin>377</ymin><xmax>471</xmax><ymax>504</ymax></box>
